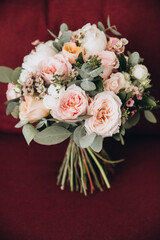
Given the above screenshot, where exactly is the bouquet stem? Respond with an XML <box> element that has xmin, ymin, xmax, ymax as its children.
<box><xmin>57</xmin><ymin>139</ymin><xmax>123</xmax><ymax>195</ymax></box>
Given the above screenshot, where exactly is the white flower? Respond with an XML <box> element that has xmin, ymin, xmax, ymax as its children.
<box><xmin>22</xmin><ymin>41</ymin><xmax>57</xmax><ymax>73</ymax></box>
<box><xmin>18</xmin><ymin>69</ymin><xmax>30</xmax><ymax>85</ymax></box>
<box><xmin>132</xmin><ymin>64</ymin><xmax>149</xmax><ymax>80</ymax></box>
<box><xmin>122</xmin><ymin>72</ymin><xmax>131</xmax><ymax>89</ymax></box>
<box><xmin>85</xmin><ymin>91</ymin><xmax>122</xmax><ymax>137</ymax></box>
<box><xmin>48</xmin><ymin>84</ymin><xmax>65</xmax><ymax>97</ymax></box>
<box><xmin>43</xmin><ymin>95</ymin><xmax>57</xmax><ymax>110</ymax></box>
<box><xmin>75</xmin><ymin>24</ymin><xmax>107</xmax><ymax>56</ymax></box>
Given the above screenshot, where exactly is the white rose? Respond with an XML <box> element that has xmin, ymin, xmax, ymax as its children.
<box><xmin>22</xmin><ymin>41</ymin><xmax>57</xmax><ymax>73</ymax></box>
<box><xmin>132</xmin><ymin>64</ymin><xmax>149</xmax><ymax>80</ymax></box>
<box><xmin>103</xmin><ymin>72</ymin><xmax>127</xmax><ymax>94</ymax></box>
<box><xmin>77</xmin><ymin>24</ymin><xmax>107</xmax><ymax>56</ymax></box>
<box><xmin>85</xmin><ymin>91</ymin><xmax>122</xmax><ymax>137</ymax></box>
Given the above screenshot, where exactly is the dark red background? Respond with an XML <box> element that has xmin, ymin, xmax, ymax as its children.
<box><xmin>0</xmin><ymin>0</ymin><xmax>160</xmax><ymax>239</ymax></box>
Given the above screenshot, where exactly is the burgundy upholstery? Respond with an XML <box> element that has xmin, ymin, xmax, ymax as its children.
<box><xmin>0</xmin><ymin>1</ymin><xmax>160</xmax><ymax>239</ymax></box>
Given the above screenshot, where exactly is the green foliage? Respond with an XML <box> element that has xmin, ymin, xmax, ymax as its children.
<box><xmin>81</xmin><ymin>80</ymin><xmax>96</xmax><ymax>91</ymax></box>
<box><xmin>0</xmin><ymin>66</ymin><xmax>13</xmax><ymax>83</ymax></box>
<box><xmin>11</xmin><ymin>67</ymin><xmax>22</xmax><ymax>84</ymax></box>
<box><xmin>117</xmin><ymin>54</ymin><xmax>127</xmax><ymax>72</ymax></box>
<box><xmin>124</xmin><ymin>112</ymin><xmax>140</xmax><ymax>129</ymax></box>
<box><xmin>73</xmin><ymin>125</ymin><xmax>86</xmax><ymax>147</ymax></box>
<box><xmin>6</xmin><ymin>101</ymin><xmax>18</xmax><ymax>116</ymax></box>
<box><xmin>60</xmin><ymin>23</ymin><xmax>68</xmax><ymax>33</ymax></box>
<box><xmin>144</xmin><ymin>110</ymin><xmax>157</xmax><ymax>123</ymax></box>
<box><xmin>86</xmin><ymin>55</ymin><xmax>102</xmax><ymax>70</ymax></box>
<box><xmin>128</xmin><ymin>52</ymin><xmax>140</xmax><ymax>67</ymax></box>
<box><xmin>79</xmin><ymin>132</ymin><xmax>96</xmax><ymax>148</ymax></box>
<box><xmin>75</xmin><ymin>52</ymin><xmax>84</xmax><ymax>68</ymax></box>
<box><xmin>90</xmin><ymin>135</ymin><xmax>103</xmax><ymax>152</ymax></box>
<box><xmin>22</xmin><ymin>124</ymin><xmax>39</xmax><ymax>145</ymax></box>
<box><xmin>97</xmin><ymin>22</ymin><xmax>106</xmax><ymax>32</ymax></box>
<box><xmin>34</xmin><ymin>126</ymin><xmax>71</xmax><ymax>145</ymax></box>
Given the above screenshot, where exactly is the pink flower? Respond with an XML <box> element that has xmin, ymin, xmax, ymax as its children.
<box><xmin>38</xmin><ymin>54</ymin><xmax>72</xmax><ymax>84</ymax></box>
<box><xmin>98</xmin><ymin>51</ymin><xmax>119</xmax><ymax>79</ymax></box>
<box><xmin>19</xmin><ymin>96</ymin><xmax>49</xmax><ymax>124</ymax></box>
<box><xmin>85</xmin><ymin>91</ymin><xmax>122</xmax><ymax>137</ymax></box>
<box><xmin>126</xmin><ymin>98</ymin><xmax>134</xmax><ymax>107</ymax></box>
<box><xmin>62</xmin><ymin>42</ymin><xmax>84</xmax><ymax>64</ymax></box>
<box><xmin>51</xmin><ymin>84</ymin><xmax>88</xmax><ymax>120</ymax></box>
<box><xmin>130</xmin><ymin>86</ymin><xmax>142</xmax><ymax>100</ymax></box>
<box><xmin>103</xmin><ymin>72</ymin><xmax>126</xmax><ymax>94</ymax></box>
<box><xmin>106</xmin><ymin>37</ymin><xmax>128</xmax><ymax>55</ymax></box>
<box><xmin>6</xmin><ymin>83</ymin><xmax>20</xmax><ymax>101</ymax></box>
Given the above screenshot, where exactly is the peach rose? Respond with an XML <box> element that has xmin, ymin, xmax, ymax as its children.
<box><xmin>62</xmin><ymin>42</ymin><xmax>83</xmax><ymax>64</ymax></box>
<box><xmin>19</xmin><ymin>96</ymin><xmax>49</xmax><ymax>124</ymax></box>
<box><xmin>85</xmin><ymin>91</ymin><xmax>122</xmax><ymax>137</ymax></box>
<box><xmin>50</xmin><ymin>84</ymin><xmax>88</xmax><ymax>120</ymax></box>
<box><xmin>6</xmin><ymin>83</ymin><xmax>20</xmax><ymax>101</ymax></box>
<box><xmin>103</xmin><ymin>72</ymin><xmax>126</xmax><ymax>94</ymax></box>
<box><xmin>98</xmin><ymin>51</ymin><xmax>119</xmax><ymax>79</ymax></box>
<box><xmin>38</xmin><ymin>54</ymin><xmax>72</xmax><ymax>84</ymax></box>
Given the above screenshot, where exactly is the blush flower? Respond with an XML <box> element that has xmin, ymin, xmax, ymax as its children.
<box><xmin>103</xmin><ymin>72</ymin><xmax>127</xmax><ymax>94</ymax></box>
<box><xmin>85</xmin><ymin>91</ymin><xmax>122</xmax><ymax>137</ymax></box>
<box><xmin>106</xmin><ymin>37</ymin><xmax>128</xmax><ymax>55</ymax></box>
<box><xmin>50</xmin><ymin>84</ymin><xmax>88</xmax><ymax>120</ymax></box>
<box><xmin>98</xmin><ymin>51</ymin><xmax>119</xmax><ymax>79</ymax></box>
<box><xmin>62</xmin><ymin>42</ymin><xmax>84</xmax><ymax>64</ymax></box>
<box><xmin>6</xmin><ymin>83</ymin><xmax>20</xmax><ymax>101</ymax></box>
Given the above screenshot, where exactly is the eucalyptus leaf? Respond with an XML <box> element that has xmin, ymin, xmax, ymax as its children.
<box><xmin>22</xmin><ymin>124</ymin><xmax>39</xmax><ymax>145</ymax></box>
<box><xmin>0</xmin><ymin>66</ymin><xmax>13</xmax><ymax>83</ymax></box>
<box><xmin>76</xmin><ymin>68</ymin><xmax>88</xmax><ymax>78</ymax></box>
<box><xmin>11</xmin><ymin>105</ymin><xmax>19</xmax><ymax>119</ymax></box>
<box><xmin>60</xmin><ymin>23</ymin><xmax>68</xmax><ymax>33</ymax></box>
<box><xmin>47</xmin><ymin>29</ymin><xmax>58</xmax><ymax>39</ymax></box>
<box><xmin>144</xmin><ymin>110</ymin><xmax>157</xmax><ymax>123</ymax></box>
<box><xmin>97</xmin><ymin>22</ymin><xmax>106</xmax><ymax>32</ymax></box>
<box><xmin>110</xmin><ymin>28</ymin><xmax>121</xmax><ymax>36</ymax></box>
<box><xmin>79</xmin><ymin>132</ymin><xmax>96</xmax><ymax>148</ymax></box>
<box><xmin>107</xmin><ymin>15</ymin><xmax>111</xmax><ymax>27</ymax></box>
<box><xmin>11</xmin><ymin>67</ymin><xmax>22</xmax><ymax>84</ymax></box>
<box><xmin>113</xmin><ymin>133</ymin><xmax>120</xmax><ymax>141</ymax></box>
<box><xmin>78</xmin><ymin>115</ymin><xmax>92</xmax><ymax>120</ymax></box>
<box><xmin>124</xmin><ymin>112</ymin><xmax>140</xmax><ymax>129</ymax></box>
<box><xmin>60</xmin><ymin>31</ymin><xmax>72</xmax><ymax>44</ymax></box>
<box><xmin>90</xmin><ymin>135</ymin><xmax>103</xmax><ymax>152</ymax></box>
<box><xmin>128</xmin><ymin>52</ymin><xmax>140</xmax><ymax>67</ymax></box>
<box><xmin>15</xmin><ymin>121</ymin><xmax>26</xmax><ymax>128</ymax></box>
<box><xmin>81</xmin><ymin>80</ymin><xmax>96</xmax><ymax>91</ymax></box>
<box><xmin>34</xmin><ymin>126</ymin><xmax>71</xmax><ymax>145</ymax></box>
<box><xmin>73</xmin><ymin>125</ymin><xmax>86</xmax><ymax>147</ymax></box>
<box><xmin>6</xmin><ymin>102</ymin><xmax>18</xmax><ymax>115</ymax></box>
<box><xmin>53</xmin><ymin>41</ymin><xmax>62</xmax><ymax>51</ymax></box>
<box><xmin>88</xmin><ymin>66</ymin><xmax>104</xmax><ymax>78</ymax></box>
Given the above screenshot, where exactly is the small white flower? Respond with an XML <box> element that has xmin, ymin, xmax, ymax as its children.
<box><xmin>48</xmin><ymin>84</ymin><xmax>65</xmax><ymax>98</ymax></box>
<box><xmin>18</xmin><ymin>69</ymin><xmax>30</xmax><ymax>85</ymax></box>
<box><xmin>43</xmin><ymin>95</ymin><xmax>57</xmax><ymax>109</ymax></box>
<box><xmin>132</xmin><ymin>64</ymin><xmax>149</xmax><ymax>80</ymax></box>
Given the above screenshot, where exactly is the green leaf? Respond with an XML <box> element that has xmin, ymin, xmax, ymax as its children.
<box><xmin>107</xmin><ymin>16</ymin><xmax>111</xmax><ymax>27</ymax></box>
<box><xmin>120</xmin><ymin>125</ymin><xmax>125</xmax><ymax>136</ymax></box>
<box><xmin>53</xmin><ymin>42</ymin><xmax>62</xmax><ymax>51</ymax></box>
<box><xmin>15</xmin><ymin>121</ymin><xmax>26</xmax><ymax>128</ymax></box>
<box><xmin>110</xmin><ymin>28</ymin><xmax>121</xmax><ymax>36</ymax></box>
<box><xmin>90</xmin><ymin>135</ymin><xmax>103</xmax><ymax>152</ymax></box>
<box><xmin>22</xmin><ymin>124</ymin><xmax>39</xmax><ymax>145</ymax></box>
<box><xmin>6</xmin><ymin>102</ymin><xmax>18</xmax><ymax>115</ymax></box>
<box><xmin>47</xmin><ymin>29</ymin><xmax>58</xmax><ymax>39</ymax></box>
<box><xmin>34</xmin><ymin>126</ymin><xmax>71</xmax><ymax>145</ymax></box>
<box><xmin>120</xmin><ymin>134</ymin><xmax>125</xmax><ymax>145</ymax></box>
<box><xmin>60</xmin><ymin>23</ymin><xmax>68</xmax><ymax>33</ymax></box>
<box><xmin>144</xmin><ymin>110</ymin><xmax>157</xmax><ymax>123</ymax></box>
<box><xmin>88</xmin><ymin>66</ymin><xmax>104</xmax><ymax>78</ymax></box>
<box><xmin>125</xmin><ymin>91</ymin><xmax>133</xmax><ymax>103</ymax></box>
<box><xmin>117</xmin><ymin>54</ymin><xmax>127</xmax><ymax>72</ymax></box>
<box><xmin>78</xmin><ymin>115</ymin><xmax>92</xmax><ymax>120</ymax></box>
<box><xmin>124</xmin><ymin>112</ymin><xmax>140</xmax><ymax>129</ymax></box>
<box><xmin>11</xmin><ymin>105</ymin><xmax>19</xmax><ymax>119</ymax></box>
<box><xmin>97</xmin><ymin>22</ymin><xmax>105</xmax><ymax>32</ymax></box>
<box><xmin>81</xmin><ymin>80</ymin><xmax>96</xmax><ymax>91</ymax></box>
<box><xmin>0</xmin><ymin>66</ymin><xmax>13</xmax><ymax>83</ymax></box>
<box><xmin>60</xmin><ymin>31</ymin><xmax>72</xmax><ymax>44</ymax></box>
<box><xmin>79</xmin><ymin>132</ymin><xmax>96</xmax><ymax>148</ymax></box>
<box><xmin>128</xmin><ymin>52</ymin><xmax>140</xmax><ymax>67</ymax></box>
<box><xmin>11</xmin><ymin>67</ymin><xmax>22</xmax><ymax>84</ymax></box>
<box><xmin>113</xmin><ymin>133</ymin><xmax>120</xmax><ymax>141</ymax></box>
<box><xmin>73</xmin><ymin>125</ymin><xmax>86</xmax><ymax>147</ymax></box>
<box><xmin>76</xmin><ymin>68</ymin><xmax>88</xmax><ymax>78</ymax></box>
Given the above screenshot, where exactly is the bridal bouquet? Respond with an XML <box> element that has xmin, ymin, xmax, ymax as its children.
<box><xmin>0</xmin><ymin>18</ymin><xmax>158</xmax><ymax>195</ymax></box>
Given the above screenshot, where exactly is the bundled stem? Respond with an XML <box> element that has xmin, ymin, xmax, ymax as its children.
<box><xmin>57</xmin><ymin>139</ymin><xmax>122</xmax><ymax>195</ymax></box>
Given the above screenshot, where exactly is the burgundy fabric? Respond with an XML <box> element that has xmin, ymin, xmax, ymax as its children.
<box><xmin>0</xmin><ymin>1</ymin><xmax>160</xmax><ymax>240</ymax></box>
<box><xmin>0</xmin><ymin>0</ymin><xmax>159</xmax><ymax>133</ymax></box>
<box><xmin>0</xmin><ymin>133</ymin><xmax>160</xmax><ymax>240</ymax></box>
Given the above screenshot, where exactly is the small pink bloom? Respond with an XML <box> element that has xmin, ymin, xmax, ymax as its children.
<box><xmin>6</xmin><ymin>83</ymin><xmax>20</xmax><ymax>101</ymax></box>
<box><xmin>51</xmin><ymin>84</ymin><xmax>88</xmax><ymax>120</ymax></box>
<box><xmin>126</xmin><ymin>98</ymin><xmax>134</xmax><ymax>107</ymax></box>
<box><xmin>106</xmin><ymin>37</ymin><xmax>128</xmax><ymax>55</ymax></box>
<box><xmin>130</xmin><ymin>86</ymin><xmax>142</xmax><ymax>100</ymax></box>
<box><xmin>38</xmin><ymin>54</ymin><xmax>72</xmax><ymax>84</ymax></box>
<box><xmin>98</xmin><ymin>50</ymin><xmax>119</xmax><ymax>79</ymax></box>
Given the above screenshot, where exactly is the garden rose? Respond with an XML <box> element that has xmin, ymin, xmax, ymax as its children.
<box><xmin>50</xmin><ymin>84</ymin><xmax>88</xmax><ymax>120</ymax></box>
<box><xmin>76</xmin><ymin>24</ymin><xmax>107</xmax><ymax>56</ymax></box>
<box><xmin>38</xmin><ymin>54</ymin><xmax>72</xmax><ymax>84</ymax></box>
<box><xmin>62</xmin><ymin>42</ymin><xmax>84</xmax><ymax>64</ymax></box>
<box><xmin>103</xmin><ymin>72</ymin><xmax>127</xmax><ymax>94</ymax></box>
<box><xmin>132</xmin><ymin>64</ymin><xmax>149</xmax><ymax>80</ymax></box>
<box><xmin>85</xmin><ymin>91</ymin><xmax>122</xmax><ymax>137</ymax></box>
<box><xmin>6</xmin><ymin>83</ymin><xmax>20</xmax><ymax>101</ymax></box>
<box><xmin>19</xmin><ymin>96</ymin><xmax>49</xmax><ymax>124</ymax></box>
<box><xmin>98</xmin><ymin>50</ymin><xmax>119</xmax><ymax>79</ymax></box>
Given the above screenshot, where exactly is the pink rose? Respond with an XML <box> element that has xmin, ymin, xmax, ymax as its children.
<box><xmin>106</xmin><ymin>37</ymin><xmax>128</xmax><ymax>55</ymax></box>
<box><xmin>103</xmin><ymin>72</ymin><xmax>126</xmax><ymax>94</ymax></box>
<box><xmin>51</xmin><ymin>84</ymin><xmax>88</xmax><ymax>120</ymax></box>
<box><xmin>85</xmin><ymin>91</ymin><xmax>122</xmax><ymax>137</ymax></box>
<box><xmin>19</xmin><ymin>96</ymin><xmax>49</xmax><ymax>123</ymax></box>
<box><xmin>6</xmin><ymin>83</ymin><xmax>20</xmax><ymax>101</ymax></box>
<box><xmin>62</xmin><ymin>42</ymin><xmax>84</xmax><ymax>64</ymax></box>
<box><xmin>38</xmin><ymin>54</ymin><xmax>72</xmax><ymax>84</ymax></box>
<box><xmin>98</xmin><ymin>51</ymin><xmax>119</xmax><ymax>79</ymax></box>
